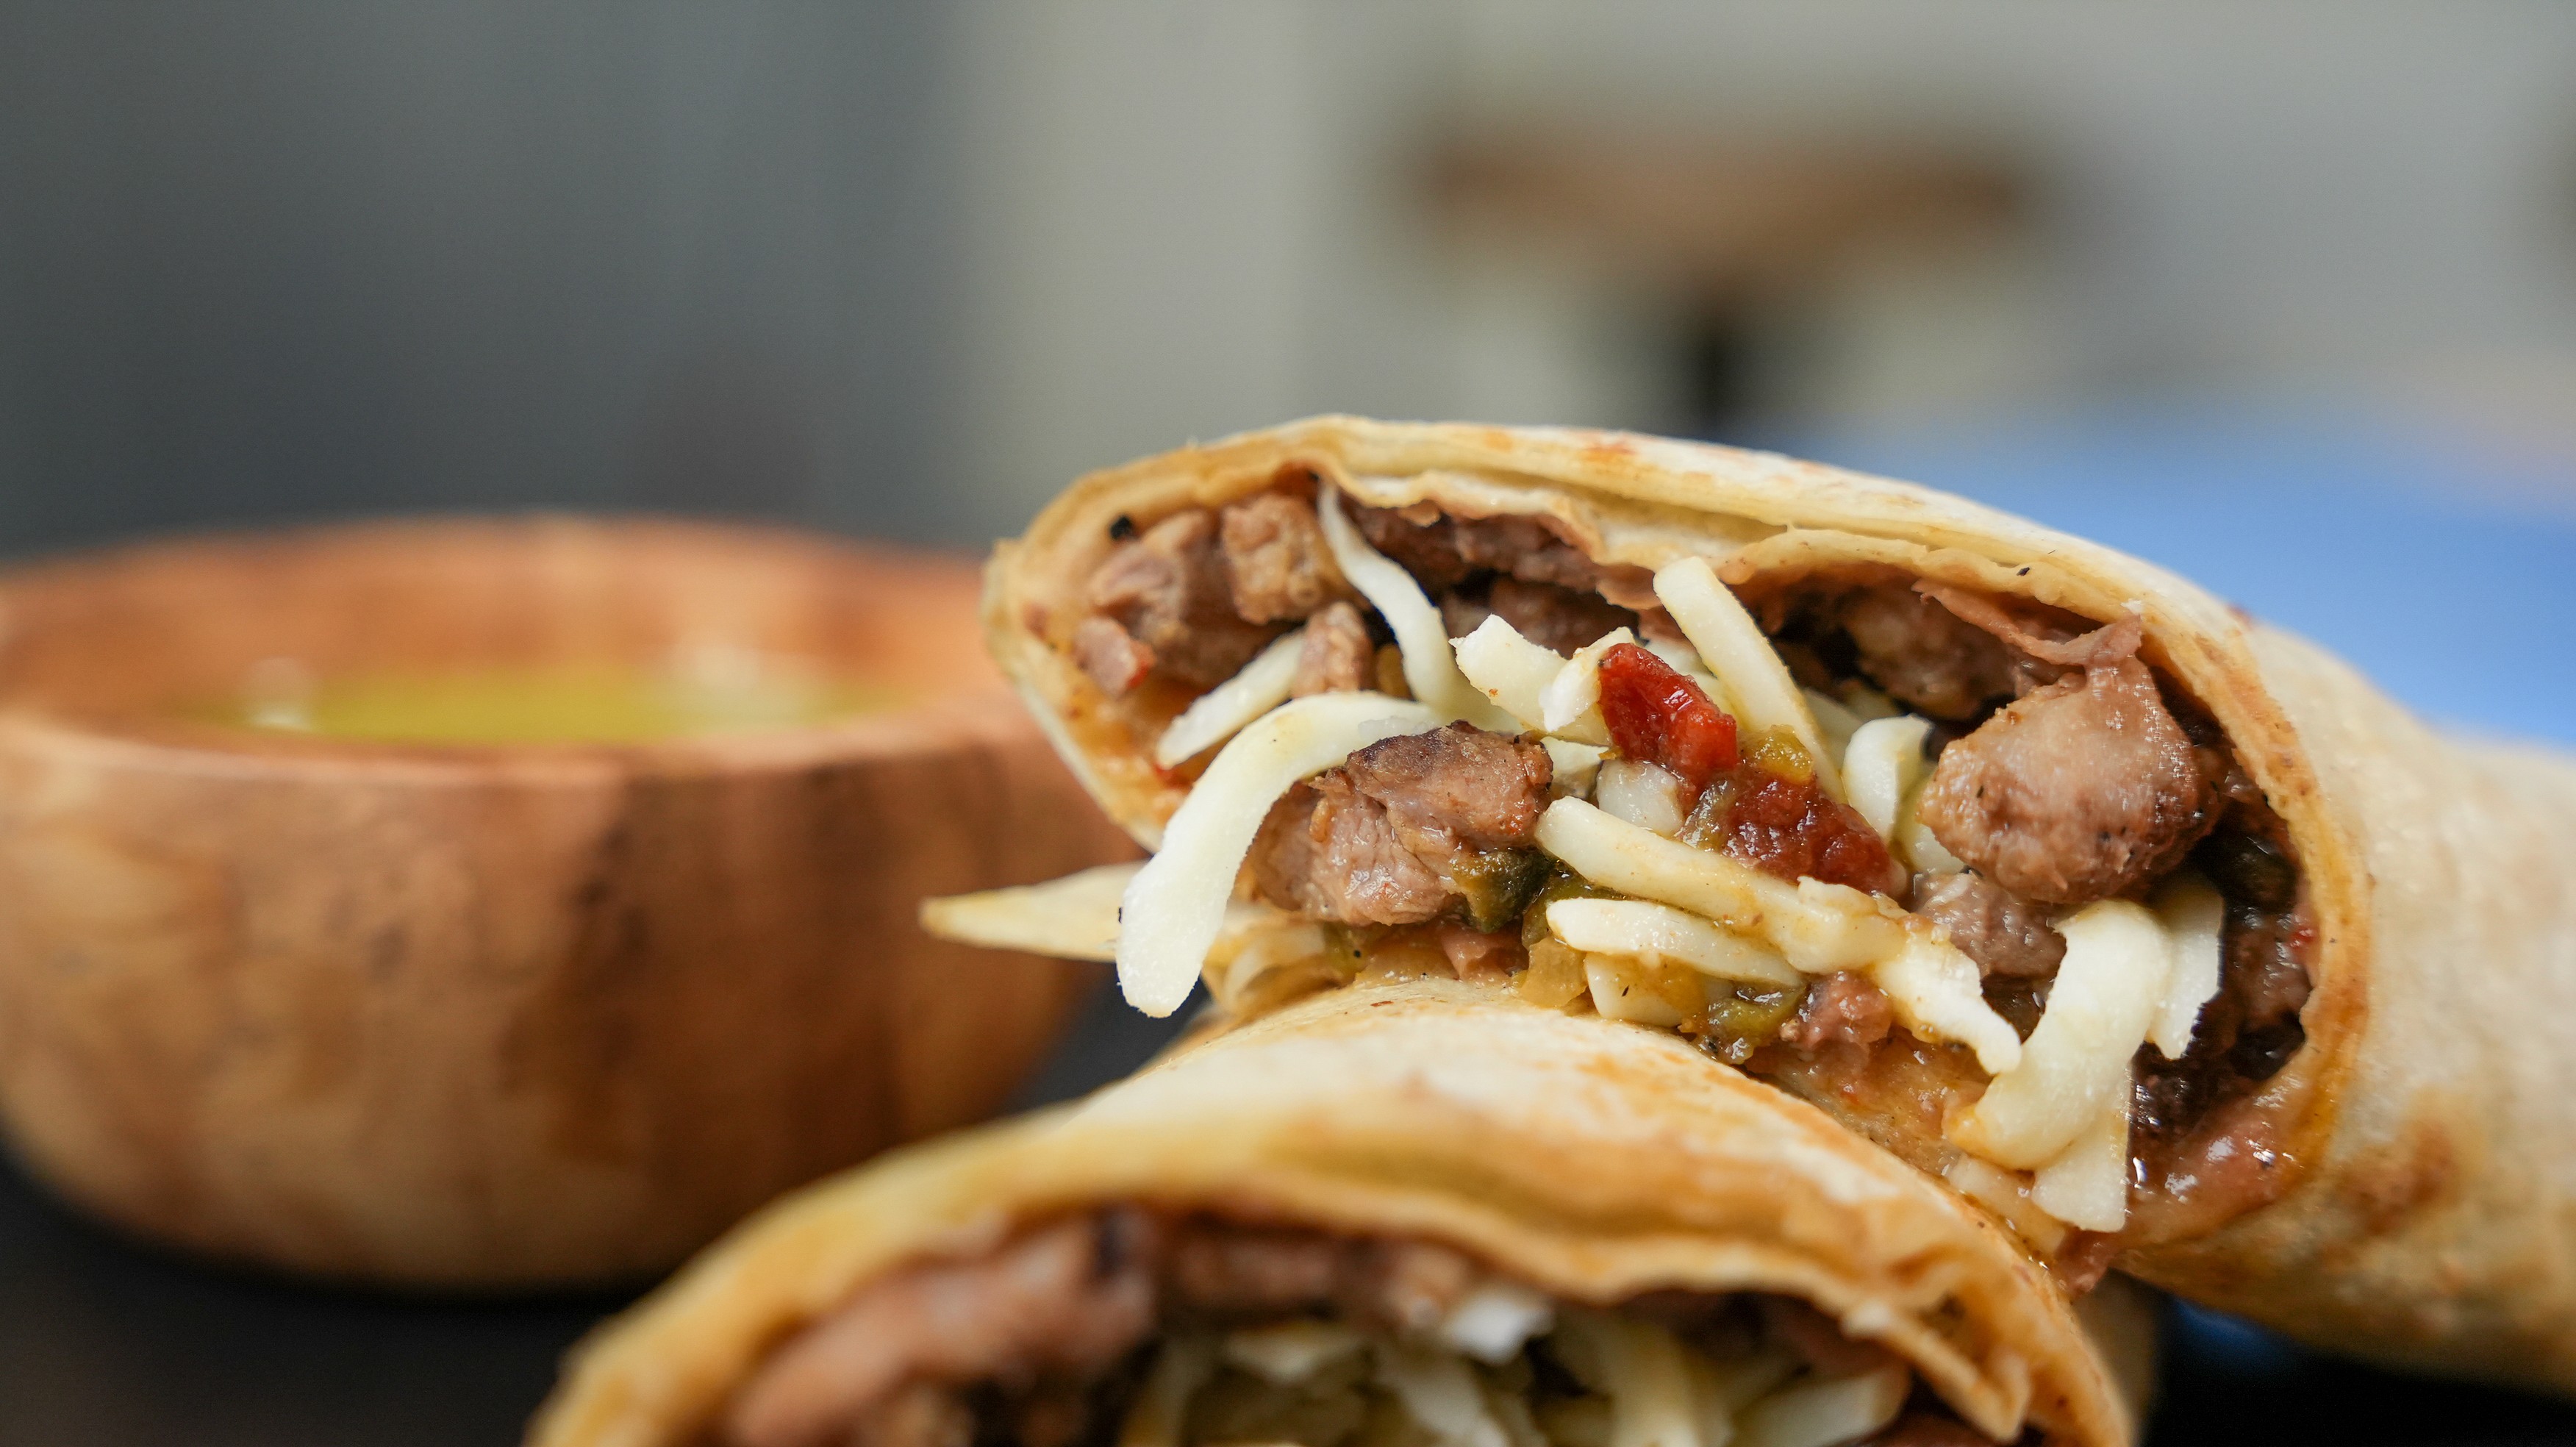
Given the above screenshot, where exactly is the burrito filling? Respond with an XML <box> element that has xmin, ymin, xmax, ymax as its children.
<box><xmin>725</xmin><ymin>1211</ymin><xmax>2009</xmax><ymax>1447</ymax></box>
<box><xmin>1015</xmin><ymin>472</ymin><xmax>2310</xmax><ymax>1273</ymax></box>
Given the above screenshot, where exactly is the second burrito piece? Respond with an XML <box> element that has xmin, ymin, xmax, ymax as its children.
<box><xmin>529</xmin><ymin>983</ymin><xmax>2153</xmax><ymax>1447</ymax></box>
<box><xmin>929</xmin><ymin>415</ymin><xmax>2576</xmax><ymax>1392</ymax></box>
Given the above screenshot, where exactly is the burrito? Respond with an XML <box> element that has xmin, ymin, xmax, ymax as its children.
<box><xmin>529</xmin><ymin>984</ymin><xmax>2153</xmax><ymax>1447</ymax></box>
<box><xmin>935</xmin><ymin>415</ymin><xmax>2576</xmax><ymax>1390</ymax></box>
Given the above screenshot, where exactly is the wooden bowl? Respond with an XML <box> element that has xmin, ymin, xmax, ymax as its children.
<box><xmin>0</xmin><ymin>517</ymin><xmax>1134</xmax><ymax>1290</ymax></box>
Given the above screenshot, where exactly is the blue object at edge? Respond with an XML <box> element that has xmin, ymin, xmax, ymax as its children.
<box><xmin>1750</xmin><ymin>401</ymin><xmax>2576</xmax><ymax>747</ymax></box>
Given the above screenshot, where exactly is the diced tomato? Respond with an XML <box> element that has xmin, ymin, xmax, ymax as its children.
<box><xmin>1719</xmin><ymin>768</ymin><xmax>1904</xmax><ymax>896</ymax></box>
<box><xmin>1596</xmin><ymin>643</ymin><xmax>1737</xmax><ymax>798</ymax></box>
<box><xmin>1595</xmin><ymin>642</ymin><xmax>1898</xmax><ymax>897</ymax></box>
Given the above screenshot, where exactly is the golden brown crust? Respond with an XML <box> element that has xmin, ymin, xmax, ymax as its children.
<box><xmin>529</xmin><ymin>984</ymin><xmax>2150</xmax><ymax>1447</ymax></box>
<box><xmin>981</xmin><ymin>415</ymin><xmax>2576</xmax><ymax>1392</ymax></box>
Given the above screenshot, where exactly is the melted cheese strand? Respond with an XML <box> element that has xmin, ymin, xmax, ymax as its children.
<box><xmin>1153</xmin><ymin>626</ymin><xmax>1308</xmax><ymax>767</ymax></box>
<box><xmin>1653</xmin><ymin>557</ymin><xmax>1841</xmax><ymax>799</ymax></box>
<box><xmin>1949</xmin><ymin>900</ymin><xmax>2172</xmax><ymax>1169</ymax></box>
<box><xmin>1842</xmin><ymin>715</ymin><xmax>1932</xmax><ymax>841</ymax></box>
<box><xmin>2030</xmin><ymin>1071</ymin><xmax>2136</xmax><ymax>1232</ymax></box>
<box><xmin>1117</xmin><ymin>693</ymin><xmax>1444</xmax><ymax>1015</ymax></box>
<box><xmin>1316</xmin><ymin>489</ymin><xmax>1515</xmax><ymax>729</ymax></box>
<box><xmin>1547</xmin><ymin>898</ymin><xmax>1803</xmax><ymax>987</ymax></box>
<box><xmin>2148</xmin><ymin>872</ymin><xmax>2227</xmax><ymax>1059</ymax></box>
<box><xmin>1453</xmin><ymin>614</ymin><xmax>1566</xmax><ymax>729</ymax></box>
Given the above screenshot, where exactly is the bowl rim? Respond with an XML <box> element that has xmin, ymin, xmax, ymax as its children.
<box><xmin>0</xmin><ymin>512</ymin><xmax>1023</xmax><ymax>779</ymax></box>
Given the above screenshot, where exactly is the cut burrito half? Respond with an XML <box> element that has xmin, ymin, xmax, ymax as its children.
<box><xmin>529</xmin><ymin>984</ymin><xmax>2154</xmax><ymax>1447</ymax></box>
<box><xmin>931</xmin><ymin>415</ymin><xmax>2576</xmax><ymax>1390</ymax></box>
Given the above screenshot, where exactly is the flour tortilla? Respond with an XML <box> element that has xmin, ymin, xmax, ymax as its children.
<box><xmin>982</xmin><ymin>415</ymin><xmax>2576</xmax><ymax>1392</ymax></box>
<box><xmin>529</xmin><ymin>983</ymin><xmax>2153</xmax><ymax>1447</ymax></box>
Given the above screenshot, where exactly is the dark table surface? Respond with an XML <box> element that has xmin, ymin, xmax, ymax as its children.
<box><xmin>0</xmin><ymin>987</ymin><xmax>1192</xmax><ymax>1446</ymax></box>
<box><xmin>8</xmin><ymin>403</ymin><xmax>2575</xmax><ymax>1445</ymax></box>
<box><xmin>11</xmin><ymin>982</ymin><xmax>2576</xmax><ymax>1446</ymax></box>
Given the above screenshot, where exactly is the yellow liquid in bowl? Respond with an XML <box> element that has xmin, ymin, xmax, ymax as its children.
<box><xmin>205</xmin><ymin>665</ymin><xmax>911</xmax><ymax>745</ymax></box>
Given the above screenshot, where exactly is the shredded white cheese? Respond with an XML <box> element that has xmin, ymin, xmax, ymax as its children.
<box><xmin>1203</xmin><ymin>912</ymin><xmax>1331</xmax><ymax>1010</ymax></box>
<box><xmin>1948</xmin><ymin>900</ymin><xmax>2172</xmax><ymax>1170</ymax></box>
<box><xmin>1316</xmin><ymin>489</ymin><xmax>1515</xmax><ymax>729</ymax></box>
<box><xmin>2147</xmin><ymin>872</ymin><xmax>2226</xmax><ymax>1059</ymax></box>
<box><xmin>923</xmin><ymin>865</ymin><xmax>1324</xmax><ymax>1015</ymax></box>
<box><xmin>1117</xmin><ymin>693</ymin><xmax>1444</xmax><ymax>1015</ymax></box>
<box><xmin>1453</xmin><ymin>614</ymin><xmax>1566</xmax><ymax>729</ymax></box>
<box><xmin>1689</xmin><ymin>1352</ymin><xmax>1802</xmax><ymax>1446</ymax></box>
<box><xmin>1537</xmin><ymin>798</ymin><xmax>1862</xmax><ymax>952</ymax></box>
<box><xmin>2030</xmin><ymin>1068</ymin><xmax>2136</xmax><ymax>1232</ymax></box>
<box><xmin>1943</xmin><ymin>1156</ymin><xmax>2069</xmax><ymax>1255</ymax></box>
<box><xmin>1768</xmin><ymin>878</ymin><xmax>1914</xmax><ymax>974</ymax></box>
<box><xmin>1117</xmin><ymin>1296</ymin><xmax>1955</xmax><ymax>1447</ymax></box>
<box><xmin>1556</xmin><ymin>1312</ymin><xmax>1706</xmax><ymax>1447</ymax></box>
<box><xmin>1653</xmin><ymin>558</ymin><xmax>1841</xmax><ymax>799</ymax></box>
<box><xmin>1488</xmin><ymin>1376</ymin><xmax>1554</xmax><ymax>1447</ymax></box>
<box><xmin>1223</xmin><ymin>1321</ymin><xmax>1365</xmax><ymax>1384</ymax></box>
<box><xmin>1734</xmin><ymin>1365</ymin><xmax>1909</xmax><ymax>1447</ymax></box>
<box><xmin>1875</xmin><ymin>927</ymin><xmax>2024</xmax><ymax>1076</ymax></box>
<box><xmin>1539</xmin><ymin>628</ymin><xmax>1636</xmax><ymax>743</ymax></box>
<box><xmin>1803</xmin><ymin>689</ymin><xmax>1863</xmax><ymax>764</ymax></box>
<box><xmin>1645</xmin><ymin>638</ymin><xmax>1729</xmax><ymax>703</ymax></box>
<box><xmin>1116</xmin><ymin>1336</ymin><xmax>1216</xmax><ymax>1447</ymax></box>
<box><xmin>1804</xmin><ymin>685</ymin><xmax>1898</xmax><ymax>765</ymax></box>
<box><xmin>1895</xmin><ymin>787</ymin><xmax>1967</xmax><ymax>876</ymax></box>
<box><xmin>1439</xmin><ymin>1281</ymin><xmax>1558</xmax><ymax>1363</ymax></box>
<box><xmin>1153</xmin><ymin>626</ymin><xmax>1308</xmax><ymax>767</ymax></box>
<box><xmin>1534</xmin><ymin>799</ymin><xmax>2017</xmax><ymax>1065</ymax></box>
<box><xmin>1546</xmin><ymin>898</ymin><xmax>1803</xmax><ymax>987</ymax></box>
<box><xmin>918</xmin><ymin>862</ymin><xmax>1138</xmax><ymax>962</ymax></box>
<box><xmin>1543</xmin><ymin>737</ymin><xmax>1606</xmax><ymax>796</ymax></box>
<box><xmin>1595</xmin><ymin>758</ymin><xmax>1689</xmax><ymax>837</ymax></box>
<box><xmin>1373</xmin><ymin>1340</ymin><xmax>1511</xmax><ymax>1447</ymax></box>
<box><xmin>1584</xmin><ymin>955</ymin><xmax>1695</xmax><ymax>1026</ymax></box>
<box><xmin>1840</xmin><ymin>715</ymin><xmax>1932</xmax><ymax>842</ymax></box>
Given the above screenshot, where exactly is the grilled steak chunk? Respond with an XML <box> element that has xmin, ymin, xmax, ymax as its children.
<box><xmin>1251</xmin><ymin>724</ymin><xmax>1551</xmax><ymax>926</ymax></box>
<box><xmin>1917</xmin><ymin>616</ymin><xmax>2219</xmax><ymax>904</ymax></box>
<box><xmin>1220</xmin><ymin>491</ymin><xmax>1342</xmax><ymax>624</ymax></box>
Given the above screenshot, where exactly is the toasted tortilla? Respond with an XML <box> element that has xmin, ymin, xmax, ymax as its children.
<box><xmin>529</xmin><ymin>982</ymin><xmax>2152</xmax><ymax>1447</ymax></box>
<box><xmin>978</xmin><ymin>415</ymin><xmax>2576</xmax><ymax>1392</ymax></box>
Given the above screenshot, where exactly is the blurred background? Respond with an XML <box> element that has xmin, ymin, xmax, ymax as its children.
<box><xmin>10</xmin><ymin>0</ymin><xmax>2576</xmax><ymax>729</ymax></box>
<box><xmin>4</xmin><ymin>7</ymin><xmax>2573</xmax><ymax>525</ymax></box>
<box><xmin>7</xmin><ymin>3</ymin><xmax>2576</xmax><ymax>1442</ymax></box>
